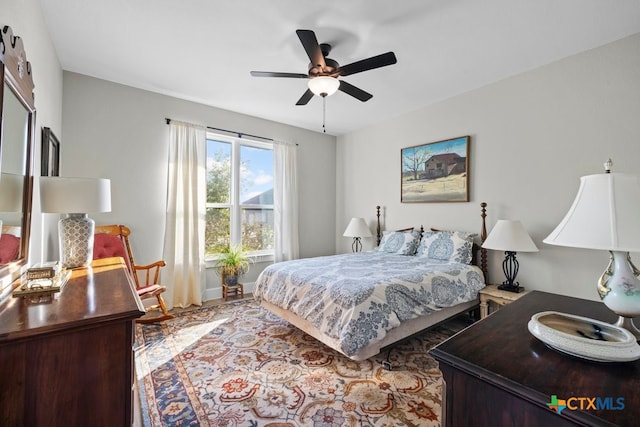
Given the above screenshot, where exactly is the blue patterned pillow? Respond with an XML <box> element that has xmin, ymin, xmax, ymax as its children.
<box><xmin>377</xmin><ymin>230</ymin><xmax>421</xmax><ymax>255</ymax></box>
<box><xmin>416</xmin><ymin>231</ymin><xmax>475</xmax><ymax>264</ymax></box>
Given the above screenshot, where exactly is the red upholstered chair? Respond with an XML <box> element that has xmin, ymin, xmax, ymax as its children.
<box><xmin>93</xmin><ymin>224</ymin><xmax>173</xmax><ymax>323</ymax></box>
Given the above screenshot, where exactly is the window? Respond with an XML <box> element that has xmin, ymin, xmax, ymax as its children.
<box><xmin>205</xmin><ymin>133</ymin><xmax>274</xmax><ymax>258</ymax></box>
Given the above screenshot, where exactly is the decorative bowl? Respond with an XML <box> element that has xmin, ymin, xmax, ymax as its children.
<box><xmin>528</xmin><ymin>311</ymin><xmax>640</xmax><ymax>362</ymax></box>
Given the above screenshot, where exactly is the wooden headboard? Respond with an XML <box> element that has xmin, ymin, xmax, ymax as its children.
<box><xmin>374</xmin><ymin>202</ymin><xmax>488</xmax><ymax>281</ymax></box>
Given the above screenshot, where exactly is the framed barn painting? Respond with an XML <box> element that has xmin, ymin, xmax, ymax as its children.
<box><xmin>401</xmin><ymin>135</ymin><xmax>470</xmax><ymax>203</ymax></box>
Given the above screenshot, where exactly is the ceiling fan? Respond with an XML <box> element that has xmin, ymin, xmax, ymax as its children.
<box><xmin>251</xmin><ymin>29</ymin><xmax>397</xmax><ymax>105</ymax></box>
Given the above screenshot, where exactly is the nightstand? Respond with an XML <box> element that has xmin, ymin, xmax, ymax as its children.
<box><xmin>479</xmin><ymin>284</ymin><xmax>529</xmax><ymax>318</ymax></box>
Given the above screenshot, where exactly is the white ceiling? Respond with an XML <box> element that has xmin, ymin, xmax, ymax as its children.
<box><xmin>38</xmin><ymin>0</ymin><xmax>640</xmax><ymax>136</ymax></box>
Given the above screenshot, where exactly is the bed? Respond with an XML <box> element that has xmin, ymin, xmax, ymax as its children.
<box><xmin>253</xmin><ymin>203</ymin><xmax>489</xmax><ymax>361</ymax></box>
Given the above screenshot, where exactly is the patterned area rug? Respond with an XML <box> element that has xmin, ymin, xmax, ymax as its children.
<box><xmin>135</xmin><ymin>298</ymin><xmax>469</xmax><ymax>427</ymax></box>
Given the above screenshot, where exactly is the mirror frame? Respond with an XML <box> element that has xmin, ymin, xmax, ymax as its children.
<box><xmin>0</xmin><ymin>25</ymin><xmax>36</xmax><ymax>288</ymax></box>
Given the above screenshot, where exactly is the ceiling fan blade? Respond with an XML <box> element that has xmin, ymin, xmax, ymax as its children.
<box><xmin>339</xmin><ymin>80</ymin><xmax>373</xmax><ymax>102</ymax></box>
<box><xmin>337</xmin><ymin>52</ymin><xmax>397</xmax><ymax>77</ymax></box>
<box><xmin>296</xmin><ymin>29</ymin><xmax>326</xmax><ymax>70</ymax></box>
<box><xmin>296</xmin><ymin>89</ymin><xmax>314</xmax><ymax>106</ymax></box>
<box><xmin>250</xmin><ymin>71</ymin><xmax>308</xmax><ymax>78</ymax></box>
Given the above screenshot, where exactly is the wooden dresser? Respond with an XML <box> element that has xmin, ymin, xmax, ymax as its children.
<box><xmin>430</xmin><ymin>290</ymin><xmax>639</xmax><ymax>427</ymax></box>
<box><xmin>0</xmin><ymin>258</ymin><xmax>145</xmax><ymax>426</ymax></box>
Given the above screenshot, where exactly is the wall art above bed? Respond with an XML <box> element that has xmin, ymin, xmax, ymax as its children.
<box><xmin>401</xmin><ymin>135</ymin><xmax>470</xmax><ymax>203</ymax></box>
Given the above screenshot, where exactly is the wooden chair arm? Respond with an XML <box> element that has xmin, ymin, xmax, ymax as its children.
<box><xmin>133</xmin><ymin>260</ymin><xmax>166</xmax><ymax>270</ymax></box>
<box><xmin>132</xmin><ymin>260</ymin><xmax>166</xmax><ymax>286</ymax></box>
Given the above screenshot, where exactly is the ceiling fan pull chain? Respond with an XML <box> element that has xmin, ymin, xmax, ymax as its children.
<box><xmin>322</xmin><ymin>95</ymin><xmax>327</xmax><ymax>133</ymax></box>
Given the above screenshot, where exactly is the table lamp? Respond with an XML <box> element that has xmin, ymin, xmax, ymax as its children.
<box><xmin>544</xmin><ymin>160</ymin><xmax>640</xmax><ymax>339</ymax></box>
<box><xmin>343</xmin><ymin>217</ymin><xmax>373</xmax><ymax>252</ymax></box>
<box><xmin>40</xmin><ymin>177</ymin><xmax>111</xmax><ymax>268</ymax></box>
<box><xmin>482</xmin><ymin>219</ymin><xmax>538</xmax><ymax>292</ymax></box>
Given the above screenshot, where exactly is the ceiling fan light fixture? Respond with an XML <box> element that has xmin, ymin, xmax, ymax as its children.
<box><xmin>308</xmin><ymin>76</ymin><xmax>340</xmax><ymax>97</ymax></box>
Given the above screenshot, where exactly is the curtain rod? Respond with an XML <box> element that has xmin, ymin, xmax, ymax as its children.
<box><xmin>165</xmin><ymin>118</ymin><xmax>274</xmax><ymax>142</ymax></box>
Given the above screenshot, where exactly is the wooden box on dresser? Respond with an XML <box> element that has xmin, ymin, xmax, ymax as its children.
<box><xmin>430</xmin><ymin>291</ymin><xmax>639</xmax><ymax>427</ymax></box>
<box><xmin>0</xmin><ymin>257</ymin><xmax>145</xmax><ymax>427</ymax></box>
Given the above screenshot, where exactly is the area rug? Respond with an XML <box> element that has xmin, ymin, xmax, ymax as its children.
<box><xmin>134</xmin><ymin>298</ymin><xmax>468</xmax><ymax>427</ymax></box>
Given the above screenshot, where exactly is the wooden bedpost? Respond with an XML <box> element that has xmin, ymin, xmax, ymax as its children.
<box><xmin>376</xmin><ymin>206</ymin><xmax>381</xmax><ymax>246</ymax></box>
<box><xmin>480</xmin><ymin>202</ymin><xmax>488</xmax><ymax>282</ymax></box>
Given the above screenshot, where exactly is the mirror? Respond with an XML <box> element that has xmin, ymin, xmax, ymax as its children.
<box><xmin>0</xmin><ymin>25</ymin><xmax>36</xmax><ymax>289</ymax></box>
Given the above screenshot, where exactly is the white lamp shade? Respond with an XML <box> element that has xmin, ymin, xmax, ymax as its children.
<box><xmin>308</xmin><ymin>76</ymin><xmax>340</xmax><ymax>97</ymax></box>
<box><xmin>544</xmin><ymin>173</ymin><xmax>640</xmax><ymax>252</ymax></box>
<box><xmin>483</xmin><ymin>220</ymin><xmax>538</xmax><ymax>252</ymax></box>
<box><xmin>343</xmin><ymin>217</ymin><xmax>373</xmax><ymax>238</ymax></box>
<box><xmin>0</xmin><ymin>172</ymin><xmax>24</xmax><ymax>212</ymax></box>
<box><xmin>40</xmin><ymin>177</ymin><xmax>112</xmax><ymax>214</ymax></box>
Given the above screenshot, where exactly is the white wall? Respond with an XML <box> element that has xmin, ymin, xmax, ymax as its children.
<box><xmin>2</xmin><ymin>0</ymin><xmax>64</xmax><ymax>282</ymax></box>
<box><xmin>337</xmin><ymin>33</ymin><xmax>640</xmax><ymax>301</ymax></box>
<box><xmin>60</xmin><ymin>72</ymin><xmax>336</xmax><ymax>298</ymax></box>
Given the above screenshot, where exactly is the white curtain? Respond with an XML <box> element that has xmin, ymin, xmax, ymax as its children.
<box><xmin>273</xmin><ymin>141</ymin><xmax>299</xmax><ymax>262</ymax></box>
<box><xmin>163</xmin><ymin>121</ymin><xmax>206</xmax><ymax>308</ymax></box>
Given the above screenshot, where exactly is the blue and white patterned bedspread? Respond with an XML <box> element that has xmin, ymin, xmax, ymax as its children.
<box><xmin>253</xmin><ymin>251</ymin><xmax>485</xmax><ymax>357</ymax></box>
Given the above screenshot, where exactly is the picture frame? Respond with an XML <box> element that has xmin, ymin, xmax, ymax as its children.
<box><xmin>401</xmin><ymin>135</ymin><xmax>470</xmax><ymax>203</ymax></box>
<box><xmin>41</xmin><ymin>127</ymin><xmax>60</xmax><ymax>176</ymax></box>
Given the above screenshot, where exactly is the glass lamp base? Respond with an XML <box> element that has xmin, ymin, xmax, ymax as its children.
<box><xmin>598</xmin><ymin>251</ymin><xmax>640</xmax><ymax>340</ymax></box>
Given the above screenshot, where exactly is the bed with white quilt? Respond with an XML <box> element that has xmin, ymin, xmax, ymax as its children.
<box><xmin>254</xmin><ymin>203</ymin><xmax>489</xmax><ymax>361</ymax></box>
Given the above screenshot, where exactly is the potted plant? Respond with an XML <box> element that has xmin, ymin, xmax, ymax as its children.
<box><xmin>215</xmin><ymin>244</ymin><xmax>251</xmax><ymax>286</ymax></box>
